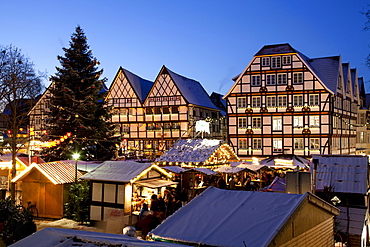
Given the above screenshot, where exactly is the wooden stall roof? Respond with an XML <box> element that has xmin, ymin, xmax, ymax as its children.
<box><xmin>11</xmin><ymin>162</ymin><xmax>82</xmax><ymax>184</ymax></box>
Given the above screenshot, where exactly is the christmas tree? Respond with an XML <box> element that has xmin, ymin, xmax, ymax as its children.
<box><xmin>45</xmin><ymin>26</ymin><xmax>116</xmax><ymax>161</ymax></box>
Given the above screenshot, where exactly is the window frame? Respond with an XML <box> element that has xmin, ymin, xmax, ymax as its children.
<box><xmin>251</xmin><ymin>96</ymin><xmax>261</xmax><ymax>108</ymax></box>
<box><xmin>293</xmin><ymin>95</ymin><xmax>304</xmax><ymax>106</ymax></box>
<box><xmin>273</xmin><ymin>138</ymin><xmax>283</xmax><ymax>152</ymax></box>
<box><xmin>237</xmin><ymin>97</ymin><xmax>247</xmax><ymax>108</ymax></box>
<box><xmin>272</xmin><ymin>116</ymin><xmax>282</xmax><ymax>131</ymax></box>
<box><xmin>277</xmin><ymin>73</ymin><xmax>287</xmax><ymax>85</ymax></box>
<box><xmin>294</xmin><ymin>138</ymin><xmax>304</xmax><ymax>149</ymax></box>
<box><xmin>261</xmin><ymin>57</ymin><xmax>270</xmax><ymax>67</ymax></box>
<box><xmin>253</xmin><ymin>138</ymin><xmax>262</xmax><ymax>149</ymax></box>
<box><xmin>309</xmin><ymin>115</ymin><xmax>320</xmax><ymax>127</ymax></box>
<box><xmin>251</xmin><ymin>75</ymin><xmax>261</xmax><ymax>86</ymax></box>
<box><xmin>293</xmin><ymin>72</ymin><xmax>303</xmax><ymax>84</ymax></box>
<box><xmin>278</xmin><ymin>95</ymin><xmax>287</xmax><ymax>107</ymax></box>
<box><xmin>252</xmin><ymin>117</ymin><xmax>261</xmax><ymax>128</ymax></box>
<box><xmin>309</xmin><ymin>94</ymin><xmax>319</xmax><ymax>106</ymax></box>
<box><xmin>266</xmin><ymin>74</ymin><xmax>276</xmax><ymax>86</ymax></box>
<box><xmin>266</xmin><ymin>96</ymin><xmax>276</xmax><ymax>107</ymax></box>
<box><xmin>271</xmin><ymin>56</ymin><xmax>281</xmax><ymax>69</ymax></box>
<box><xmin>238</xmin><ymin>117</ymin><xmax>247</xmax><ymax>128</ymax></box>
<box><xmin>293</xmin><ymin>116</ymin><xmax>304</xmax><ymax>128</ymax></box>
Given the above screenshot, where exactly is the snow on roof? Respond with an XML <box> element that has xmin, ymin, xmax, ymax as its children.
<box><xmin>165</xmin><ymin>67</ymin><xmax>218</xmax><ymax>110</ymax></box>
<box><xmin>59</xmin><ymin>160</ymin><xmax>103</xmax><ymax>172</ymax></box>
<box><xmin>122</xmin><ymin>67</ymin><xmax>153</xmax><ymax>103</ymax></box>
<box><xmin>10</xmin><ymin>227</ymin><xmax>186</xmax><ymax>247</ymax></box>
<box><xmin>183</xmin><ymin>167</ymin><xmax>217</xmax><ymax>176</ymax></box>
<box><xmin>311</xmin><ymin>155</ymin><xmax>368</xmax><ymax>194</ymax></box>
<box><xmin>162</xmin><ymin>166</ymin><xmax>186</xmax><ymax>174</ymax></box>
<box><xmin>156</xmin><ymin>139</ymin><xmax>228</xmax><ymax>164</ymax></box>
<box><xmin>214</xmin><ymin>166</ymin><xmax>247</xmax><ymax>174</ymax></box>
<box><xmin>150</xmin><ymin>187</ymin><xmax>337</xmax><ymax>247</ymax></box>
<box><xmin>12</xmin><ymin>162</ymin><xmax>82</xmax><ymax>184</ymax></box>
<box><xmin>80</xmin><ymin>160</ymin><xmax>153</xmax><ymax>183</ymax></box>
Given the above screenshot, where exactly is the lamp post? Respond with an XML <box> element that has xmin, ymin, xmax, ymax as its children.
<box><xmin>72</xmin><ymin>153</ymin><xmax>80</xmax><ymax>182</ymax></box>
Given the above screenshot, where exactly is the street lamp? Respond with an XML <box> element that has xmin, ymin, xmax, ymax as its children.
<box><xmin>72</xmin><ymin>153</ymin><xmax>80</xmax><ymax>182</ymax></box>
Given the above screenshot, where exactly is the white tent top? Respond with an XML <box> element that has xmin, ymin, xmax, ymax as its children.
<box><xmin>214</xmin><ymin>166</ymin><xmax>247</xmax><ymax>174</ymax></box>
<box><xmin>311</xmin><ymin>155</ymin><xmax>368</xmax><ymax>194</ymax></box>
<box><xmin>10</xmin><ymin>227</ymin><xmax>186</xmax><ymax>247</ymax></box>
<box><xmin>80</xmin><ymin>161</ymin><xmax>153</xmax><ymax>183</ymax></box>
<box><xmin>259</xmin><ymin>155</ymin><xmax>310</xmax><ymax>169</ymax></box>
<box><xmin>183</xmin><ymin>167</ymin><xmax>217</xmax><ymax>176</ymax></box>
<box><xmin>150</xmin><ymin>187</ymin><xmax>338</xmax><ymax>247</ymax></box>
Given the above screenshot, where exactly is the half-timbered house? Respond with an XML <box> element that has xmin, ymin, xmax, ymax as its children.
<box><xmin>106</xmin><ymin>66</ymin><xmax>224</xmax><ymax>158</ymax></box>
<box><xmin>224</xmin><ymin>43</ymin><xmax>361</xmax><ymax>158</ymax></box>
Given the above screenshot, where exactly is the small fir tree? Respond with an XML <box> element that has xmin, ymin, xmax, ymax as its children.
<box><xmin>44</xmin><ymin>26</ymin><xmax>116</xmax><ymax>161</ymax></box>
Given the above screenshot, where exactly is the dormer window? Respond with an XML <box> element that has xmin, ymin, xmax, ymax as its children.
<box><xmin>262</xmin><ymin>57</ymin><xmax>270</xmax><ymax>66</ymax></box>
<box><xmin>271</xmin><ymin>57</ymin><xmax>281</xmax><ymax>69</ymax></box>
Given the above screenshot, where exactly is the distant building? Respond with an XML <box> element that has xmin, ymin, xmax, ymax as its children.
<box><xmin>224</xmin><ymin>43</ymin><xmax>362</xmax><ymax>158</ymax></box>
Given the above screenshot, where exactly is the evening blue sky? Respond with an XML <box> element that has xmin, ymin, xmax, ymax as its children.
<box><xmin>1</xmin><ymin>1</ymin><xmax>370</xmax><ymax>95</ymax></box>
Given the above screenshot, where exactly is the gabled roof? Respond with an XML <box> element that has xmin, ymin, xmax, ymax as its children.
<box><xmin>150</xmin><ymin>187</ymin><xmax>339</xmax><ymax>247</ymax></box>
<box><xmin>121</xmin><ymin>67</ymin><xmax>153</xmax><ymax>103</ymax></box>
<box><xmin>311</xmin><ymin>155</ymin><xmax>368</xmax><ymax>194</ymax></box>
<box><xmin>162</xmin><ymin>66</ymin><xmax>218</xmax><ymax>110</ymax></box>
<box><xmin>156</xmin><ymin>139</ymin><xmax>239</xmax><ymax>164</ymax></box>
<box><xmin>11</xmin><ymin>162</ymin><xmax>82</xmax><ymax>184</ymax></box>
<box><xmin>254</xmin><ymin>43</ymin><xmax>309</xmax><ymax>61</ymax></box>
<box><xmin>308</xmin><ymin>56</ymin><xmax>341</xmax><ymax>93</ymax></box>
<box><xmin>80</xmin><ymin>161</ymin><xmax>172</xmax><ymax>183</ymax></box>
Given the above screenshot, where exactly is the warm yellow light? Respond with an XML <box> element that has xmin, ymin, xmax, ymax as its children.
<box><xmin>72</xmin><ymin>153</ymin><xmax>80</xmax><ymax>160</ymax></box>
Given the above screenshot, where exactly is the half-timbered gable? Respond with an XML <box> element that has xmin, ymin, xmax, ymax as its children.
<box><xmin>224</xmin><ymin>43</ymin><xmax>360</xmax><ymax>158</ymax></box>
<box><xmin>28</xmin><ymin>83</ymin><xmax>54</xmax><ymax>141</ymax></box>
<box><xmin>106</xmin><ymin>67</ymin><xmax>153</xmax><ymax>140</ymax></box>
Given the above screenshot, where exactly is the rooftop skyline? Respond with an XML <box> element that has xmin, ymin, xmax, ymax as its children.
<box><xmin>2</xmin><ymin>1</ymin><xmax>370</xmax><ymax>95</ymax></box>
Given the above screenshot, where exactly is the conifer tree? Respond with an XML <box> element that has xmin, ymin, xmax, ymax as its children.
<box><xmin>45</xmin><ymin>26</ymin><xmax>116</xmax><ymax>161</ymax></box>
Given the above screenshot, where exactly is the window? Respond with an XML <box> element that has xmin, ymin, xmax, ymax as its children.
<box><xmin>153</xmin><ymin>107</ymin><xmax>161</xmax><ymax>114</ymax></box>
<box><xmin>266</xmin><ymin>74</ymin><xmax>276</xmax><ymax>85</ymax></box>
<box><xmin>294</xmin><ymin>138</ymin><xmax>304</xmax><ymax>149</ymax></box>
<box><xmin>122</xmin><ymin>124</ymin><xmax>130</xmax><ymax>133</ymax></box>
<box><xmin>253</xmin><ymin>139</ymin><xmax>262</xmax><ymax>149</ymax></box>
<box><xmin>251</xmin><ymin>75</ymin><xmax>261</xmax><ymax>86</ymax></box>
<box><xmin>262</xmin><ymin>57</ymin><xmax>270</xmax><ymax>66</ymax></box>
<box><xmin>252</xmin><ymin>117</ymin><xmax>261</xmax><ymax>128</ymax></box>
<box><xmin>237</xmin><ymin>97</ymin><xmax>247</xmax><ymax>108</ymax></box>
<box><xmin>163</xmin><ymin>107</ymin><xmax>170</xmax><ymax>114</ymax></box>
<box><xmin>252</xmin><ymin>97</ymin><xmax>261</xmax><ymax>108</ymax></box>
<box><xmin>309</xmin><ymin>116</ymin><xmax>320</xmax><ymax>127</ymax></box>
<box><xmin>310</xmin><ymin>138</ymin><xmax>320</xmax><ymax>149</ymax></box>
<box><xmin>273</xmin><ymin>138</ymin><xmax>282</xmax><ymax>152</ymax></box>
<box><xmin>273</xmin><ymin>116</ymin><xmax>282</xmax><ymax>131</ymax></box>
<box><xmin>293</xmin><ymin>95</ymin><xmax>304</xmax><ymax>106</ymax></box>
<box><xmin>282</xmin><ymin>56</ymin><xmax>291</xmax><ymax>65</ymax></box>
<box><xmin>129</xmin><ymin>108</ymin><xmax>136</xmax><ymax>115</ymax></box>
<box><xmin>172</xmin><ymin>106</ymin><xmax>179</xmax><ymax>114</ymax></box>
<box><xmin>293</xmin><ymin>72</ymin><xmax>303</xmax><ymax>84</ymax></box>
<box><xmin>120</xmin><ymin>108</ymin><xmax>128</xmax><ymax>115</ymax></box>
<box><xmin>277</xmin><ymin>74</ymin><xmax>287</xmax><ymax>84</ymax></box>
<box><xmin>278</xmin><ymin>96</ymin><xmax>287</xmax><ymax>107</ymax></box>
<box><xmin>163</xmin><ymin>123</ymin><xmax>171</xmax><ymax>129</ymax></box>
<box><xmin>238</xmin><ymin>117</ymin><xmax>247</xmax><ymax>128</ymax></box>
<box><xmin>266</xmin><ymin>96</ymin><xmax>276</xmax><ymax>107</ymax></box>
<box><xmin>309</xmin><ymin>94</ymin><xmax>319</xmax><ymax>106</ymax></box>
<box><xmin>146</xmin><ymin>108</ymin><xmax>152</xmax><ymax>114</ymax></box>
<box><xmin>293</xmin><ymin>116</ymin><xmax>303</xmax><ymax>128</ymax></box>
<box><xmin>239</xmin><ymin>139</ymin><xmax>247</xmax><ymax>149</ymax></box>
<box><xmin>271</xmin><ymin>56</ymin><xmax>281</xmax><ymax>69</ymax></box>
<box><xmin>172</xmin><ymin>122</ymin><xmax>180</xmax><ymax>129</ymax></box>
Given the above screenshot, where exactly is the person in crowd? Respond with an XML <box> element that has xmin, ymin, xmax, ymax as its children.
<box><xmin>157</xmin><ymin>194</ymin><xmax>166</xmax><ymax>213</ymax></box>
<box><xmin>243</xmin><ymin>175</ymin><xmax>254</xmax><ymax>191</ymax></box>
<box><xmin>163</xmin><ymin>189</ymin><xmax>174</xmax><ymax>217</ymax></box>
<box><xmin>138</xmin><ymin>203</ymin><xmax>149</xmax><ymax>220</ymax></box>
<box><xmin>229</xmin><ymin>177</ymin><xmax>239</xmax><ymax>190</ymax></box>
<box><xmin>217</xmin><ymin>177</ymin><xmax>227</xmax><ymax>189</ymax></box>
<box><xmin>150</xmin><ymin>194</ymin><xmax>160</xmax><ymax>212</ymax></box>
<box><xmin>179</xmin><ymin>187</ymin><xmax>189</xmax><ymax>206</ymax></box>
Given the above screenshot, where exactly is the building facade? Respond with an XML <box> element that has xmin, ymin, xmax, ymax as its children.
<box><xmin>224</xmin><ymin>44</ymin><xmax>361</xmax><ymax>158</ymax></box>
<box><xmin>107</xmin><ymin>66</ymin><xmax>225</xmax><ymax>158</ymax></box>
